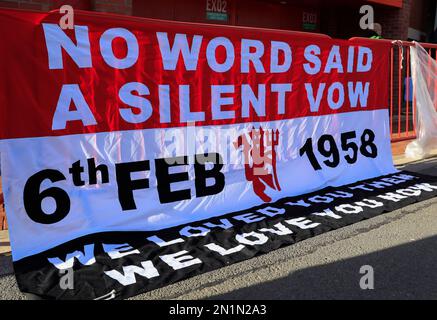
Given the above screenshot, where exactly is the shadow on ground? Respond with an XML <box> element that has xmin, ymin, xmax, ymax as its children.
<box><xmin>400</xmin><ymin>158</ymin><xmax>437</xmax><ymax>176</ymax></box>
<box><xmin>0</xmin><ymin>254</ymin><xmax>14</xmax><ymax>278</ymax></box>
<box><xmin>209</xmin><ymin>236</ymin><xmax>437</xmax><ymax>300</ymax></box>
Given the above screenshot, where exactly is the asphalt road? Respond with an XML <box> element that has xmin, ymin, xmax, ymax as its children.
<box><xmin>1</xmin><ymin>158</ymin><xmax>437</xmax><ymax>300</ymax></box>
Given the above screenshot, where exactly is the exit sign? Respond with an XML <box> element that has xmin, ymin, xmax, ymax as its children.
<box><xmin>302</xmin><ymin>11</ymin><xmax>318</xmax><ymax>31</ymax></box>
<box><xmin>206</xmin><ymin>0</ymin><xmax>228</xmax><ymax>21</ymax></box>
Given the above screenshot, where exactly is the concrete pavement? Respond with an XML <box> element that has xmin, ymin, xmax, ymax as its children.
<box><xmin>1</xmin><ymin>158</ymin><xmax>437</xmax><ymax>300</ymax></box>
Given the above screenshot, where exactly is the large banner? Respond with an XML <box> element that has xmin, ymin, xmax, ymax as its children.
<box><xmin>0</xmin><ymin>8</ymin><xmax>423</xmax><ymax>299</ymax></box>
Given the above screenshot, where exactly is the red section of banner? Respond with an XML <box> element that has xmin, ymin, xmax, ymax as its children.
<box><xmin>0</xmin><ymin>9</ymin><xmax>390</xmax><ymax>140</ymax></box>
<box><xmin>367</xmin><ymin>0</ymin><xmax>402</xmax><ymax>8</ymax></box>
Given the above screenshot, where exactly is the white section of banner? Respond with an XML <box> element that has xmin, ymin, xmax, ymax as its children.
<box><xmin>1</xmin><ymin>109</ymin><xmax>395</xmax><ymax>260</ymax></box>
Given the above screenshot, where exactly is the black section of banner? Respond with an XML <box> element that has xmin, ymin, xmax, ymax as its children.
<box><xmin>12</xmin><ymin>171</ymin><xmax>437</xmax><ymax>300</ymax></box>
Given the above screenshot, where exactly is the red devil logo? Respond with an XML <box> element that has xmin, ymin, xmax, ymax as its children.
<box><xmin>234</xmin><ymin>127</ymin><xmax>281</xmax><ymax>202</ymax></box>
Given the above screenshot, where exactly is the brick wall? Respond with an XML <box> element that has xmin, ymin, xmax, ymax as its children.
<box><xmin>378</xmin><ymin>0</ymin><xmax>411</xmax><ymax>40</ymax></box>
<box><xmin>93</xmin><ymin>0</ymin><xmax>131</xmax><ymax>15</ymax></box>
<box><xmin>0</xmin><ymin>0</ymin><xmax>52</xmax><ymax>10</ymax></box>
<box><xmin>0</xmin><ymin>0</ymin><xmax>420</xmax><ymax>39</ymax></box>
<box><xmin>0</xmin><ymin>0</ymin><xmax>132</xmax><ymax>14</ymax></box>
<box><xmin>409</xmin><ymin>0</ymin><xmax>436</xmax><ymax>40</ymax></box>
